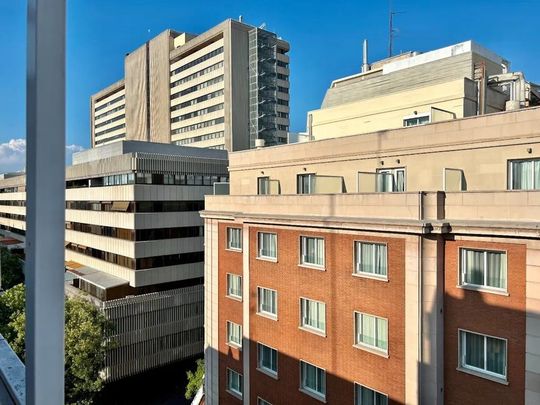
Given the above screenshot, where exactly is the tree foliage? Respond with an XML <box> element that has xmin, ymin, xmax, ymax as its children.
<box><xmin>185</xmin><ymin>358</ymin><xmax>204</xmax><ymax>400</ymax></box>
<box><xmin>0</xmin><ymin>284</ymin><xmax>112</xmax><ymax>404</ymax></box>
<box><xmin>0</xmin><ymin>248</ymin><xmax>24</xmax><ymax>290</ymax></box>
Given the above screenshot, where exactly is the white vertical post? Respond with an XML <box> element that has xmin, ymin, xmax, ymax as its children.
<box><xmin>26</xmin><ymin>0</ymin><xmax>65</xmax><ymax>403</ymax></box>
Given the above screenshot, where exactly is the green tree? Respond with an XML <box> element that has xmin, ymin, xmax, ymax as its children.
<box><xmin>0</xmin><ymin>248</ymin><xmax>24</xmax><ymax>290</ymax></box>
<box><xmin>0</xmin><ymin>285</ymin><xmax>112</xmax><ymax>404</ymax></box>
<box><xmin>185</xmin><ymin>358</ymin><xmax>204</xmax><ymax>400</ymax></box>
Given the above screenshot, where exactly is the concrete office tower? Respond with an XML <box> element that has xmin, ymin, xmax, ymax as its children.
<box><xmin>307</xmin><ymin>40</ymin><xmax>540</xmax><ymax>140</ymax></box>
<box><xmin>91</xmin><ymin>19</ymin><xmax>291</xmax><ymax>151</ymax></box>
<box><xmin>0</xmin><ymin>141</ymin><xmax>229</xmax><ymax>381</ymax></box>
<box><xmin>201</xmin><ymin>106</ymin><xmax>540</xmax><ymax>404</ymax></box>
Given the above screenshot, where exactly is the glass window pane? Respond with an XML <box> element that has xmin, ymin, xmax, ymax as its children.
<box><xmin>486</xmin><ymin>336</ymin><xmax>506</xmax><ymax>376</ymax></box>
<box><xmin>464</xmin><ymin>331</ymin><xmax>485</xmax><ymax>369</ymax></box>
<box><xmin>486</xmin><ymin>251</ymin><xmax>506</xmax><ymax>289</ymax></box>
<box><xmin>464</xmin><ymin>249</ymin><xmax>484</xmax><ymax>285</ymax></box>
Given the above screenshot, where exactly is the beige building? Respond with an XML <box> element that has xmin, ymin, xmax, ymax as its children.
<box><xmin>308</xmin><ymin>40</ymin><xmax>539</xmax><ymax>141</ymax></box>
<box><xmin>91</xmin><ymin>19</ymin><xmax>290</xmax><ymax>151</ymax></box>
<box><xmin>202</xmin><ymin>107</ymin><xmax>540</xmax><ymax>405</ymax></box>
<box><xmin>0</xmin><ymin>141</ymin><xmax>229</xmax><ymax>381</ymax></box>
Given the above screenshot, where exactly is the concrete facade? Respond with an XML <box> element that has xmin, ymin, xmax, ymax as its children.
<box><xmin>90</xmin><ymin>19</ymin><xmax>290</xmax><ymax>151</ymax></box>
<box><xmin>202</xmin><ymin>107</ymin><xmax>540</xmax><ymax>404</ymax></box>
<box><xmin>308</xmin><ymin>41</ymin><xmax>538</xmax><ymax>141</ymax></box>
<box><xmin>0</xmin><ymin>141</ymin><xmax>229</xmax><ymax>381</ymax></box>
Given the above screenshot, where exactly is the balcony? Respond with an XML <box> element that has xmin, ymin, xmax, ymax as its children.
<box><xmin>0</xmin><ymin>334</ymin><xmax>25</xmax><ymax>404</ymax></box>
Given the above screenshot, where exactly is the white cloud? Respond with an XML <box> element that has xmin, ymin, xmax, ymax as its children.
<box><xmin>0</xmin><ymin>138</ymin><xmax>86</xmax><ymax>173</ymax></box>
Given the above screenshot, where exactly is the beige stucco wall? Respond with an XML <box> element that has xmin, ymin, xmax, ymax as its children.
<box><xmin>310</xmin><ymin>79</ymin><xmax>471</xmax><ymax>140</ymax></box>
<box><xmin>228</xmin><ymin>107</ymin><xmax>540</xmax><ymax>195</ymax></box>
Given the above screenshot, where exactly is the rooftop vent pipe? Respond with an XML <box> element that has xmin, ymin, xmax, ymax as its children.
<box><xmin>362</xmin><ymin>39</ymin><xmax>370</xmax><ymax>73</ymax></box>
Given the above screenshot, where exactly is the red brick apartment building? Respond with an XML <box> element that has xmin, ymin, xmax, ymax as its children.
<box><xmin>202</xmin><ymin>107</ymin><xmax>540</xmax><ymax>404</ymax></box>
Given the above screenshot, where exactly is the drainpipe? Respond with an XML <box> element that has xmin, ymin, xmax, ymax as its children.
<box><xmin>418</xmin><ymin>192</ymin><xmax>424</xmax><ymax>404</ymax></box>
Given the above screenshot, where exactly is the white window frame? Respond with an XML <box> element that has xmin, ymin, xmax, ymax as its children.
<box><xmin>257</xmin><ymin>342</ymin><xmax>278</xmax><ymax>378</ymax></box>
<box><xmin>257</xmin><ymin>231</ymin><xmax>278</xmax><ymax>261</ymax></box>
<box><xmin>226</xmin><ymin>368</ymin><xmax>243</xmax><ymax>399</ymax></box>
<box><xmin>354</xmin><ymin>382</ymin><xmax>388</xmax><ymax>405</ymax></box>
<box><xmin>300</xmin><ymin>297</ymin><xmax>326</xmax><ymax>335</ymax></box>
<box><xmin>226</xmin><ymin>227</ymin><xmax>242</xmax><ymax>251</ymax></box>
<box><xmin>353</xmin><ymin>241</ymin><xmax>388</xmax><ymax>280</ymax></box>
<box><xmin>297</xmin><ymin>173</ymin><xmax>316</xmax><ymax>194</ymax></box>
<box><xmin>257</xmin><ymin>286</ymin><xmax>278</xmax><ymax>319</ymax></box>
<box><xmin>402</xmin><ymin>112</ymin><xmax>431</xmax><ymax>127</ymax></box>
<box><xmin>226</xmin><ymin>321</ymin><xmax>242</xmax><ymax>349</ymax></box>
<box><xmin>508</xmin><ymin>158</ymin><xmax>540</xmax><ymax>190</ymax></box>
<box><xmin>258</xmin><ymin>176</ymin><xmax>270</xmax><ymax>195</ymax></box>
<box><xmin>299</xmin><ymin>360</ymin><xmax>326</xmax><ymax>402</ymax></box>
<box><xmin>354</xmin><ymin>311</ymin><xmax>389</xmax><ymax>356</ymax></box>
<box><xmin>226</xmin><ymin>273</ymin><xmax>243</xmax><ymax>300</ymax></box>
<box><xmin>458</xmin><ymin>329</ymin><xmax>508</xmax><ymax>382</ymax></box>
<box><xmin>459</xmin><ymin>247</ymin><xmax>508</xmax><ymax>294</ymax></box>
<box><xmin>375</xmin><ymin>167</ymin><xmax>406</xmax><ymax>192</ymax></box>
<box><xmin>299</xmin><ymin>235</ymin><xmax>325</xmax><ymax>269</ymax></box>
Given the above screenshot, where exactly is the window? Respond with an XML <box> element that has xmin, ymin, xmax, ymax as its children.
<box><xmin>509</xmin><ymin>158</ymin><xmax>540</xmax><ymax>190</ymax></box>
<box><xmin>300</xmin><ymin>236</ymin><xmax>325</xmax><ymax>268</ymax></box>
<box><xmin>403</xmin><ymin>114</ymin><xmax>430</xmax><ymax>127</ymax></box>
<box><xmin>226</xmin><ymin>368</ymin><xmax>243</xmax><ymax>398</ymax></box>
<box><xmin>300</xmin><ymin>298</ymin><xmax>326</xmax><ymax>334</ymax></box>
<box><xmin>300</xmin><ymin>361</ymin><xmax>326</xmax><ymax>400</ymax></box>
<box><xmin>459</xmin><ymin>330</ymin><xmax>507</xmax><ymax>380</ymax></box>
<box><xmin>258</xmin><ymin>232</ymin><xmax>277</xmax><ymax>260</ymax></box>
<box><xmin>258</xmin><ymin>399</ymin><xmax>272</xmax><ymax>405</ymax></box>
<box><xmin>355</xmin><ymin>312</ymin><xmax>388</xmax><ymax>353</ymax></box>
<box><xmin>354</xmin><ymin>242</ymin><xmax>387</xmax><ymax>278</ymax></box>
<box><xmin>258</xmin><ymin>177</ymin><xmax>270</xmax><ymax>195</ymax></box>
<box><xmin>226</xmin><ymin>321</ymin><xmax>242</xmax><ymax>348</ymax></box>
<box><xmin>355</xmin><ymin>384</ymin><xmax>388</xmax><ymax>405</ymax></box>
<box><xmin>257</xmin><ymin>343</ymin><xmax>278</xmax><ymax>376</ymax></box>
<box><xmin>376</xmin><ymin>168</ymin><xmax>405</xmax><ymax>192</ymax></box>
<box><xmin>227</xmin><ymin>227</ymin><xmax>242</xmax><ymax>250</ymax></box>
<box><xmin>297</xmin><ymin>174</ymin><xmax>315</xmax><ymax>194</ymax></box>
<box><xmin>257</xmin><ymin>287</ymin><xmax>277</xmax><ymax>318</ymax></box>
<box><xmin>226</xmin><ymin>274</ymin><xmax>242</xmax><ymax>299</ymax></box>
<box><xmin>460</xmin><ymin>248</ymin><xmax>507</xmax><ymax>291</ymax></box>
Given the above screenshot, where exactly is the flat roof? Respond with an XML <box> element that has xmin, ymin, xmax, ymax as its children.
<box><xmin>66</xmin><ymin>264</ymin><xmax>129</xmax><ymax>290</ymax></box>
<box><xmin>72</xmin><ymin>140</ymin><xmax>228</xmax><ymax>165</ymax></box>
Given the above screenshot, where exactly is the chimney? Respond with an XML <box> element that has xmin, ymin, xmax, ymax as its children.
<box><xmin>362</xmin><ymin>39</ymin><xmax>370</xmax><ymax>73</ymax></box>
<box><xmin>239</xmin><ymin>15</ymin><xmax>243</xmax><ymax>23</ymax></box>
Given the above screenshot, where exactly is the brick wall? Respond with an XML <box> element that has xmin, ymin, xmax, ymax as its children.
<box><xmin>247</xmin><ymin>226</ymin><xmax>406</xmax><ymax>404</ymax></box>
<box><xmin>218</xmin><ymin>223</ymin><xmax>244</xmax><ymax>404</ymax></box>
<box><xmin>444</xmin><ymin>239</ymin><xmax>526</xmax><ymax>405</ymax></box>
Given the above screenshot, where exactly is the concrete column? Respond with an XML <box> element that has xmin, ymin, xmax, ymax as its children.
<box><xmin>26</xmin><ymin>0</ymin><xmax>66</xmax><ymax>403</ymax></box>
<box><xmin>204</xmin><ymin>218</ymin><xmax>219</xmax><ymax>405</ymax></box>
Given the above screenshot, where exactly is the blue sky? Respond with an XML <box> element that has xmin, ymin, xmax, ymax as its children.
<box><xmin>0</xmin><ymin>0</ymin><xmax>539</xmax><ymax>171</ymax></box>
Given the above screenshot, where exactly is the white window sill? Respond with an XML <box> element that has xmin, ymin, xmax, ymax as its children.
<box><xmin>299</xmin><ymin>325</ymin><xmax>326</xmax><ymax>337</ymax></box>
<box><xmin>457</xmin><ymin>284</ymin><xmax>509</xmax><ymax>296</ymax></box>
<box><xmin>299</xmin><ymin>263</ymin><xmax>326</xmax><ymax>271</ymax></box>
<box><xmin>352</xmin><ymin>272</ymin><xmax>388</xmax><ymax>282</ymax></box>
<box><xmin>226</xmin><ymin>247</ymin><xmax>243</xmax><ymax>253</ymax></box>
<box><xmin>226</xmin><ymin>294</ymin><xmax>243</xmax><ymax>302</ymax></box>
<box><xmin>457</xmin><ymin>367</ymin><xmax>508</xmax><ymax>385</ymax></box>
<box><xmin>353</xmin><ymin>343</ymin><xmax>389</xmax><ymax>358</ymax></box>
<box><xmin>226</xmin><ymin>389</ymin><xmax>243</xmax><ymax>400</ymax></box>
<box><xmin>227</xmin><ymin>342</ymin><xmax>242</xmax><ymax>351</ymax></box>
<box><xmin>299</xmin><ymin>388</ymin><xmax>326</xmax><ymax>403</ymax></box>
<box><xmin>257</xmin><ymin>312</ymin><xmax>278</xmax><ymax>321</ymax></box>
<box><xmin>257</xmin><ymin>367</ymin><xmax>278</xmax><ymax>380</ymax></box>
<box><xmin>257</xmin><ymin>256</ymin><xmax>278</xmax><ymax>263</ymax></box>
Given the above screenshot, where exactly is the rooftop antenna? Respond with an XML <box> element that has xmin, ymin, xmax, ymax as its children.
<box><xmin>388</xmin><ymin>1</ymin><xmax>403</xmax><ymax>57</ymax></box>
